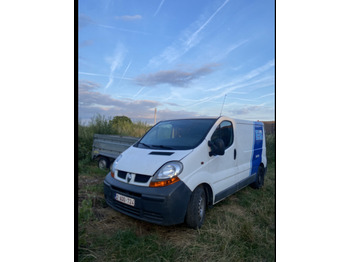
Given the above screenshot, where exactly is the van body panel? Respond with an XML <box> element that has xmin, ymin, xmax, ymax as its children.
<box><xmin>115</xmin><ymin>146</ymin><xmax>193</xmax><ymax>176</ymax></box>
<box><xmin>250</xmin><ymin>122</ymin><xmax>264</xmax><ymax>175</ymax></box>
<box><xmin>179</xmin><ymin>141</ymin><xmax>215</xmax><ymax>191</ymax></box>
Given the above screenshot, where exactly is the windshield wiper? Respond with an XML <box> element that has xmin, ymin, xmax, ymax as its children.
<box><xmin>150</xmin><ymin>145</ymin><xmax>175</xmax><ymax>150</ymax></box>
<box><xmin>138</xmin><ymin>142</ymin><xmax>151</xmax><ymax>148</ymax></box>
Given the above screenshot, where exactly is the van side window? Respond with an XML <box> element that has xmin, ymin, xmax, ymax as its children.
<box><xmin>211</xmin><ymin>121</ymin><xmax>233</xmax><ymax>149</ymax></box>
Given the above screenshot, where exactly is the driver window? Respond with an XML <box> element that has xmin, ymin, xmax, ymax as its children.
<box><xmin>211</xmin><ymin>121</ymin><xmax>233</xmax><ymax>149</ymax></box>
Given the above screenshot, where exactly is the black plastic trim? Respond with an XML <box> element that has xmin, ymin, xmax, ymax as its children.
<box><xmin>104</xmin><ymin>172</ymin><xmax>192</xmax><ymax>226</ymax></box>
<box><xmin>149</xmin><ymin>151</ymin><xmax>174</xmax><ymax>156</ymax></box>
<box><xmin>214</xmin><ymin>174</ymin><xmax>257</xmax><ymax>203</ymax></box>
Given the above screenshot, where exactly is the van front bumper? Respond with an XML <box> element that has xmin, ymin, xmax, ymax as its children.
<box><xmin>104</xmin><ymin>172</ymin><xmax>192</xmax><ymax>226</ymax></box>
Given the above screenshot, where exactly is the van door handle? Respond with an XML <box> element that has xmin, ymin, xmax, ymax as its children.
<box><xmin>234</xmin><ymin>149</ymin><xmax>237</xmax><ymax>160</ymax></box>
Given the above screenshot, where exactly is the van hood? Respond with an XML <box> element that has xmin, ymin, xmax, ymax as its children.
<box><xmin>115</xmin><ymin>146</ymin><xmax>192</xmax><ymax>176</ymax></box>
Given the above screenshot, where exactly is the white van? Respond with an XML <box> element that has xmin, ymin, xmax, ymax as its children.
<box><xmin>104</xmin><ymin>116</ymin><xmax>267</xmax><ymax>228</ymax></box>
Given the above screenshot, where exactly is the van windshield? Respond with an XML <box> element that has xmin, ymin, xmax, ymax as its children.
<box><xmin>135</xmin><ymin>119</ymin><xmax>216</xmax><ymax>150</ymax></box>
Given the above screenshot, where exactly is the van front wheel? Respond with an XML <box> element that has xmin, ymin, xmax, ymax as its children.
<box><xmin>185</xmin><ymin>186</ymin><xmax>206</xmax><ymax>229</ymax></box>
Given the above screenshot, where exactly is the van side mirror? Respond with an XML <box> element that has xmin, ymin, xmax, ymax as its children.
<box><xmin>208</xmin><ymin>138</ymin><xmax>225</xmax><ymax>156</ymax></box>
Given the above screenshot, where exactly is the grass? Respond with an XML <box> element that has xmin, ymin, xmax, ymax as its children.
<box><xmin>78</xmin><ymin>133</ymin><xmax>275</xmax><ymax>262</ymax></box>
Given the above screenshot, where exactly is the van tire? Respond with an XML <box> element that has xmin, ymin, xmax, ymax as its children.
<box><xmin>250</xmin><ymin>165</ymin><xmax>265</xmax><ymax>189</ymax></box>
<box><xmin>185</xmin><ymin>186</ymin><xmax>206</xmax><ymax>229</ymax></box>
<box><xmin>98</xmin><ymin>157</ymin><xmax>110</xmax><ymax>169</ymax></box>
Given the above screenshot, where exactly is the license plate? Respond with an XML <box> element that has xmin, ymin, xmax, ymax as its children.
<box><xmin>115</xmin><ymin>193</ymin><xmax>135</xmax><ymax>207</ymax></box>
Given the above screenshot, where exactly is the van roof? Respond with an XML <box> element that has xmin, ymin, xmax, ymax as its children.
<box><xmin>159</xmin><ymin>117</ymin><xmax>218</xmax><ymax>121</ymax></box>
<box><xmin>157</xmin><ymin>116</ymin><xmax>263</xmax><ymax>125</ymax></box>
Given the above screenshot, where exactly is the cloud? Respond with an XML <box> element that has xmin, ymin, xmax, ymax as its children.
<box><xmin>79</xmin><ymin>14</ymin><xmax>93</xmax><ymax>30</ymax></box>
<box><xmin>135</xmin><ymin>64</ymin><xmax>219</xmax><ymax>87</ymax></box>
<box><xmin>79</xmin><ymin>80</ymin><xmax>100</xmax><ymax>90</ymax></box>
<box><xmin>95</xmin><ymin>24</ymin><xmax>115</xmax><ymax>29</ymax></box>
<box><xmin>115</xmin><ymin>15</ymin><xmax>142</xmax><ymax>21</ymax></box>
<box><xmin>232</xmin><ymin>105</ymin><xmax>264</xmax><ymax>115</ymax></box>
<box><xmin>155</xmin><ymin>109</ymin><xmax>206</xmax><ymax>122</ymax></box>
<box><xmin>79</xmin><ymin>80</ymin><xmax>161</xmax><ymax>122</ymax></box>
<box><xmin>79</xmin><ymin>40</ymin><xmax>93</xmax><ymax>48</ymax></box>
<box><xmin>78</xmin><ymin>80</ymin><xmax>211</xmax><ymax>124</ymax></box>
<box><xmin>228</xmin><ymin>104</ymin><xmax>274</xmax><ymax>120</ymax></box>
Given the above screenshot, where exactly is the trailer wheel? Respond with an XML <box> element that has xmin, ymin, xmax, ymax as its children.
<box><xmin>185</xmin><ymin>186</ymin><xmax>206</xmax><ymax>229</ymax></box>
<box><xmin>98</xmin><ymin>157</ymin><xmax>110</xmax><ymax>169</ymax></box>
<box><xmin>250</xmin><ymin>165</ymin><xmax>265</xmax><ymax>189</ymax></box>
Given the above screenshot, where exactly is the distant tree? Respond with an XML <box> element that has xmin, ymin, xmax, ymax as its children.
<box><xmin>110</xmin><ymin>116</ymin><xmax>132</xmax><ymax>127</ymax></box>
<box><xmin>110</xmin><ymin>116</ymin><xmax>133</xmax><ymax>135</ymax></box>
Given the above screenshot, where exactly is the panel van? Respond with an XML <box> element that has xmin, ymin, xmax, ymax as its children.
<box><xmin>104</xmin><ymin>116</ymin><xmax>267</xmax><ymax>228</ymax></box>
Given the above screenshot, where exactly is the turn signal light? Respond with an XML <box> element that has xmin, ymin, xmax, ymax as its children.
<box><xmin>149</xmin><ymin>176</ymin><xmax>180</xmax><ymax>187</ymax></box>
<box><xmin>111</xmin><ymin>172</ymin><xmax>115</xmax><ymax>178</ymax></box>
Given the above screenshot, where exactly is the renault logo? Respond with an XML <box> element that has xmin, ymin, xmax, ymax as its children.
<box><xmin>126</xmin><ymin>173</ymin><xmax>132</xmax><ymax>183</ymax></box>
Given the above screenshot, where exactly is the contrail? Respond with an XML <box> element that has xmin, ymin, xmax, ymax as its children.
<box><xmin>186</xmin><ymin>0</ymin><xmax>230</xmax><ymax>47</ymax></box>
<box><xmin>105</xmin><ymin>45</ymin><xmax>126</xmax><ymax>89</ymax></box>
<box><xmin>121</xmin><ymin>60</ymin><xmax>132</xmax><ymax>79</ymax></box>
<box><xmin>78</xmin><ymin>71</ymin><xmax>132</xmax><ymax>80</ymax></box>
<box><xmin>154</xmin><ymin>0</ymin><xmax>165</xmax><ymax>16</ymax></box>
<box><xmin>116</xmin><ymin>60</ymin><xmax>132</xmax><ymax>87</ymax></box>
<box><xmin>133</xmin><ymin>87</ymin><xmax>146</xmax><ymax>98</ymax></box>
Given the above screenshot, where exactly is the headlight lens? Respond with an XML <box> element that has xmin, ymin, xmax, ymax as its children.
<box><xmin>111</xmin><ymin>154</ymin><xmax>123</xmax><ymax>177</ymax></box>
<box><xmin>150</xmin><ymin>161</ymin><xmax>183</xmax><ymax>187</ymax></box>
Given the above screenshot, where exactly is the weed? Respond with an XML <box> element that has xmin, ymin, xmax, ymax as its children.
<box><xmin>79</xmin><ymin>199</ymin><xmax>94</xmax><ymax>224</ymax></box>
<box><xmin>79</xmin><ymin>230</ymin><xmax>179</xmax><ymax>262</ymax></box>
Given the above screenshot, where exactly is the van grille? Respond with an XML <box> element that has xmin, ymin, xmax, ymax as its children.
<box><xmin>117</xmin><ymin>170</ymin><xmax>127</xmax><ymax>179</ymax></box>
<box><xmin>117</xmin><ymin>170</ymin><xmax>151</xmax><ymax>184</ymax></box>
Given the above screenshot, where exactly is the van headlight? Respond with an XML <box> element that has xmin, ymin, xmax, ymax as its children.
<box><xmin>150</xmin><ymin>161</ymin><xmax>183</xmax><ymax>187</ymax></box>
<box><xmin>111</xmin><ymin>154</ymin><xmax>123</xmax><ymax>178</ymax></box>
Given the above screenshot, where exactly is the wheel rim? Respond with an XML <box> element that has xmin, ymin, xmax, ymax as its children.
<box><xmin>99</xmin><ymin>159</ymin><xmax>107</xmax><ymax>169</ymax></box>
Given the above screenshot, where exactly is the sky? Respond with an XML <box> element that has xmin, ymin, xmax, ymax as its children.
<box><xmin>78</xmin><ymin>0</ymin><xmax>275</xmax><ymax>124</ymax></box>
